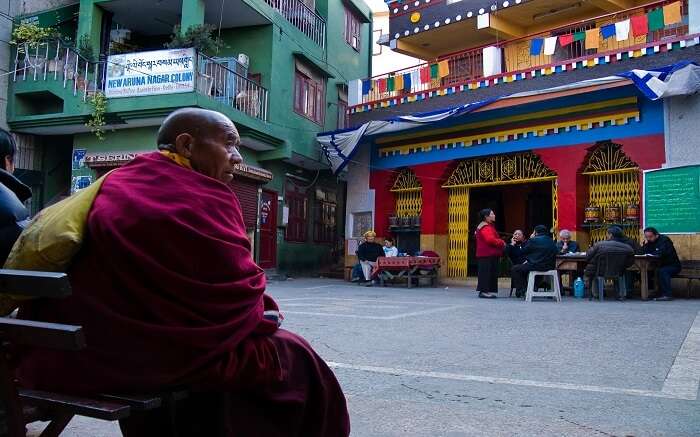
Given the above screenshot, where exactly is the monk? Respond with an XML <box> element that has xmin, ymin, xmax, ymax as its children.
<box><xmin>16</xmin><ymin>108</ymin><xmax>350</xmax><ymax>436</ymax></box>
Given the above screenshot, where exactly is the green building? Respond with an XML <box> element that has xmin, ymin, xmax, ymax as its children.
<box><xmin>6</xmin><ymin>0</ymin><xmax>372</xmax><ymax>275</ymax></box>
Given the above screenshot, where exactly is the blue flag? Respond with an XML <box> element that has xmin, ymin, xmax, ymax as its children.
<box><xmin>530</xmin><ymin>38</ymin><xmax>543</xmax><ymax>55</ymax></box>
<box><xmin>601</xmin><ymin>24</ymin><xmax>616</xmax><ymax>39</ymax></box>
<box><xmin>362</xmin><ymin>79</ymin><xmax>372</xmax><ymax>95</ymax></box>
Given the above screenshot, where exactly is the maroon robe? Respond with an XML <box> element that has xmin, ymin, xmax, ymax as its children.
<box><xmin>18</xmin><ymin>152</ymin><xmax>349</xmax><ymax>436</ymax></box>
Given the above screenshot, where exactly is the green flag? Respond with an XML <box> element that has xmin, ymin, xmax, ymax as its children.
<box><xmin>647</xmin><ymin>8</ymin><xmax>664</xmax><ymax>32</ymax></box>
<box><xmin>430</xmin><ymin>63</ymin><xmax>439</xmax><ymax>79</ymax></box>
<box><xmin>387</xmin><ymin>76</ymin><xmax>395</xmax><ymax>92</ymax></box>
<box><xmin>573</xmin><ymin>31</ymin><xmax>585</xmax><ymax>42</ymax></box>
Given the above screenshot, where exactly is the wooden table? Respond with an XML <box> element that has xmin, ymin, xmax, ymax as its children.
<box><xmin>556</xmin><ymin>254</ymin><xmax>660</xmax><ymax>300</ymax></box>
<box><xmin>375</xmin><ymin>256</ymin><xmax>440</xmax><ymax>288</ymax></box>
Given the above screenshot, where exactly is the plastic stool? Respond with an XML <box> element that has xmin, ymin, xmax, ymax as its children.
<box><xmin>525</xmin><ymin>270</ymin><xmax>562</xmax><ymax>302</ymax></box>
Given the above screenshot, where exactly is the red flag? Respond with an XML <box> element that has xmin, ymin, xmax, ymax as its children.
<box><xmin>559</xmin><ymin>34</ymin><xmax>574</xmax><ymax>47</ymax></box>
<box><xmin>631</xmin><ymin>14</ymin><xmax>648</xmax><ymax>37</ymax></box>
<box><xmin>419</xmin><ymin>66</ymin><xmax>431</xmax><ymax>83</ymax></box>
<box><xmin>377</xmin><ymin>78</ymin><xmax>387</xmax><ymax>93</ymax></box>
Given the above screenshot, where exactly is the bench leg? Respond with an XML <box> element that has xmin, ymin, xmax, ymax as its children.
<box><xmin>39</xmin><ymin>412</ymin><xmax>74</xmax><ymax>437</ymax></box>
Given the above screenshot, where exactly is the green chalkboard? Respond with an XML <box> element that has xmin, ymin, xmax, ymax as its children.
<box><xmin>644</xmin><ymin>165</ymin><xmax>700</xmax><ymax>233</ymax></box>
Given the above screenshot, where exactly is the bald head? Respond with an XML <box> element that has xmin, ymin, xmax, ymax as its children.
<box><xmin>157</xmin><ymin>108</ymin><xmax>243</xmax><ymax>183</ymax></box>
<box><xmin>157</xmin><ymin>108</ymin><xmax>238</xmax><ymax>149</ymax></box>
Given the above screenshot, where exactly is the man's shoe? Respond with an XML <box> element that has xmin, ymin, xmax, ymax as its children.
<box><xmin>654</xmin><ymin>296</ymin><xmax>673</xmax><ymax>301</ymax></box>
<box><xmin>478</xmin><ymin>292</ymin><xmax>497</xmax><ymax>299</ymax></box>
<box><xmin>616</xmin><ymin>296</ymin><xmax>626</xmax><ymax>302</ymax></box>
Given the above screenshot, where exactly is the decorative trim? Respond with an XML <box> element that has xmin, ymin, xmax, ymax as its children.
<box><xmin>442</xmin><ymin>151</ymin><xmax>556</xmax><ymax>188</ymax></box>
<box><xmin>379</xmin><ymin>109</ymin><xmax>640</xmax><ymax>158</ymax></box>
<box><xmin>350</xmin><ymin>35</ymin><xmax>700</xmax><ymax>115</ymax></box>
<box><xmin>582</xmin><ymin>141</ymin><xmax>638</xmax><ymax>175</ymax></box>
<box><xmin>390</xmin><ymin>168</ymin><xmax>422</xmax><ymax>192</ymax></box>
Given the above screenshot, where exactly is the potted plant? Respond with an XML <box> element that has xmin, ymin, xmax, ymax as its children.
<box><xmin>11</xmin><ymin>23</ymin><xmax>58</xmax><ymax>70</ymax></box>
<box><xmin>165</xmin><ymin>24</ymin><xmax>226</xmax><ymax>55</ymax></box>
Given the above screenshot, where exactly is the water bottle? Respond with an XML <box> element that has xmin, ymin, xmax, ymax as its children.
<box><xmin>574</xmin><ymin>277</ymin><xmax>585</xmax><ymax>299</ymax></box>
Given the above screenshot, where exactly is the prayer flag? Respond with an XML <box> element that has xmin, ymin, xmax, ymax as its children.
<box><xmin>615</xmin><ymin>19</ymin><xmax>630</xmax><ymax>41</ymax></box>
<box><xmin>573</xmin><ymin>31</ymin><xmax>586</xmax><ymax>42</ymax></box>
<box><xmin>559</xmin><ymin>34</ymin><xmax>574</xmax><ymax>47</ymax></box>
<box><xmin>631</xmin><ymin>14</ymin><xmax>648</xmax><ymax>37</ymax></box>
<box><xmin>647</xmin><ymin>8</ymin><xmax>664</xmax><ymax>32</ymax></box>
<box><xmin>437</xmin><ymin>60</ymin><xmax>450</xmax><ymax>78</ymax></box>
<box><xmin>530</xmin><ymin>38</ymin><xmax>543</xmax><ymax>55</ymax></box>
<box><xmin>544</xmin><ymin>36</ymin><xmax>558</xmax><ymax>55</ymax></box>
<box><xmin>601</xmin><ymin>24</ymin><xmax>616</xmax><ymax>39</ymax></box>
<box><xmin>430</xmin><ymin>63</ymin><xmax>439</xmax><ymax>79</ymax></box>
<box><xmin>361</xmin><ymin>79</ymin><xmax>371</xmax><ymax>95</ymax></box>
<box><xmin>411</xmin><ymin>70</ymin><xmax>420</xmax><ymax>89</ymax></box>
<box><xmin>387</xmin><ymin>76</ymin><xmax>395</xmax><ymax>91</ymax></box>
<box><xmin>663</xmin><ymin>2</ymin><xmax>682</xmax><ymax>26</ymax></box>
<box><xmin>419</xmin><ymin>66</ymin><xmax>430</xmax><ymax>83</ymax></box>
<box><xmin>585</xmin><ymin>28</ymin><xmax>599</xmax><ymax>50</ymax></box>
<box><xmin>395</xmin><ymin>74</ymin><xmax>404</xmax><ymax>90</ymax></box>
<box><xmin>377</xmin><ymin>78</ymin><xmax>387</xmax><ymax>93</ymax></box>
<box><xmin>402</xmin><ymin>72</ymin><xmax>411</xmax><ymax>91</ymax></box>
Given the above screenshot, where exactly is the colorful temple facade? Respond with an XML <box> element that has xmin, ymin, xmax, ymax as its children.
<box><xmin>327</xmin><ymin>0</ymin><xmax>700</xmax><ymax>282</ymax></box>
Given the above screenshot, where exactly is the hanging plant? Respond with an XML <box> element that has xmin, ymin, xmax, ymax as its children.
<box><xmin>11</xmin><ymin>23</ymin><xmax>57</xmax><ymax>48</ymax></box>
<box><xmin>86</xmin><ymin>92</ymin><xmax>108</xmax><ymax>140</ymax></box>
<box><xmin>165</xmin><ymin>24</ymin><xmax>226</xmax><ymax>55</ymax></box>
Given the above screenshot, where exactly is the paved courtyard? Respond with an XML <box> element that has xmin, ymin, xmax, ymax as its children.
<box><xmin>29</xmin><ymin>278</ymin><xmax>700</xmax><ymax>436</ymax></box>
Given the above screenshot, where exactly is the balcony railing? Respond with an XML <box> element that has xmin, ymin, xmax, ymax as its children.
<box><xmin>12</xmin><ymin>43</ymin><xmax>269</xmax><ymax>122</ymax></box>
<box><xmin>357</xmin><ymin>0</ymin><xmax>688</xmax><ymax>106</ymax></box>
<box><xmin>264</xmin><ymin>0</ymin><xmax>326</xmax><ymax>48</ymax></box>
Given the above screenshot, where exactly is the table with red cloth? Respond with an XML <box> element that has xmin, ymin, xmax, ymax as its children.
<box><xmin>373</xmin><ymin>256</ymin><xmax>441</xmax><ymax>288</ymax></box>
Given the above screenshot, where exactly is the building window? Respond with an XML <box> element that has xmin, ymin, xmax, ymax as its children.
<box><xmin>344</xmin><ymin>7</ymin><xmax>361</xmax><ymax>51</ymax></box>
<box><xmin>285</xmin><ymin>190</ymin><xmax>308</xmax><ymax>242</ymax></box>
<box><xmin>294</xmin><ymin>64</ymin><xmax>325</xmax><ymax>124</ymax></box>
<box><xmin>314</xmin><ymin>188</ymin><xmax>337</xmax><ymax>243</ymax></box>
<box><xmin>372</xmin><ymin>29</ymin><xmax>382</xmax><ymax>56</ymax></box>
<box><xmin>337</xmin><ymin>86</ymin><xmax>348</xmax><ymax>130</ymax></box>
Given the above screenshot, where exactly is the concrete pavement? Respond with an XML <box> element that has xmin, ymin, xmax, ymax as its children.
<box><xmin>28</xmin><ymin>278</ymin><xmax>700</xmax><ymax>436</ymax></box>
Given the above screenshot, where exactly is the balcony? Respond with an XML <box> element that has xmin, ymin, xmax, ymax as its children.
<box><xmin>263</xmin><ymin>0</ymin><xmax>326</xmax><ymax>48</ymax></box>
<box><xmin>10</xmin><ymin>42</ymin><xmax>269</xmax><ymax>123</ymax></box>
<box><xmin>355</xmin><ymin>0</ymin><xmax>691</xmax><ymax>110</ymax></box>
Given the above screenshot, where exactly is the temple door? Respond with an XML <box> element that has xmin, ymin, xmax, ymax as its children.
<box><xmin>259</xmin><ymin>190</ymin><xmax>277</xmax><ymax>269</ymax></box>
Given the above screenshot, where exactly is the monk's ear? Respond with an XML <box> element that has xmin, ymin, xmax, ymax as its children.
<box><xmin>174</xmin><ymin>133</ymin><xmax>194</xmax><ymax>158</ymax></box>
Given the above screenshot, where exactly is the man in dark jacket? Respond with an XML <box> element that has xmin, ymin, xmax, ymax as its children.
<box><xmin>642</xmin><ymin>227</ymin><xmax>681</xmax><ymax>301</ymax></box>
<box><xmin>0</xmin><ymin>129</ymin><xmax>31</xmax><ymax>265</ymax></box>
<box><xmin>584</xmin><ymin>226</ymin><xmax>635</xmax><ymax>300</ymax></box>
<box><xmin>356</xmin><ymin>230</ymin><xmax>385</xmax><ymax>285</ymax></box>
<box><xmin>511</xmin><ymin>225</ymin><xmax>558</xmax><ymax>297</ymax></box>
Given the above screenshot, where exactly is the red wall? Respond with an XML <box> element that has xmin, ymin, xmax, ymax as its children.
<box><xmin>370</xmin><ymin>134</ymin><xmax>666</xmax><ymax>236</ymax></box>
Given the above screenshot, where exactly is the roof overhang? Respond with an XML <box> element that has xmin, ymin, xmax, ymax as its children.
<box><xmin>293</xmin><ymin>52</ymin><xmax>335</xmax><ymax>78</ymax></box>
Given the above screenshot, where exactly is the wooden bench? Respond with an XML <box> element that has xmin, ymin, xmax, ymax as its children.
<box><xmin>677</xmin><ymin>260</ymin><xmax>700</xmax><ymax>298</ymax></box>
<box><xmin>0</xmin><ymin>269</ymin><xmax>187</xmax><ymax>436</ymax></box>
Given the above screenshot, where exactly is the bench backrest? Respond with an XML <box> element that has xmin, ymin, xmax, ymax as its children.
<box><xmin>681</xmin><ymin>260</ymin><xmax>700</xmax><ymax>271</ymax></box>
<box><xmin>0</xmin><ymin>269</ymin><xmax>81</xmax><ymax>437</ymax></box>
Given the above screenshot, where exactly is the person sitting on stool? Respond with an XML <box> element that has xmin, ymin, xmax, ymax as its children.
<box><xmin>583</xmin><ymin>226</ymin><xmax>635</xmax><ymax>300</ymax></box>
<box><xmin>511</xmin><ymin>225</ymin><xmax>558</xmax><ymax>298</ymax></box>
<box><xmin>641</xmin><ymin>227</ymin><xmax>681</xmax><ymax>301</ymax></box>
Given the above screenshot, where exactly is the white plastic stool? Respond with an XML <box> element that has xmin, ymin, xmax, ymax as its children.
<box><xmin>525</xmin><ymin>270</ymin><xmax>562</xmax><ymax>302</ymax></box>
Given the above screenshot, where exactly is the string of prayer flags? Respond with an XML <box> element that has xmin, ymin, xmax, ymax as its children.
<box><xmin>430</xmin><ymin>63</ymin><xmax>439</xmax><ymax>79</ymax></box>
<box><xmin>663</xmin><ymin>1</ymin><xmax>682</xmax><ymax>26</ymax></box>
<box><xmin>559</xmin><ymin>34</ymin><xmax>574</xmax><ymax>47</ymax></box>
<box><xmin>631</xmin><ymin>14</ymin><xmax>648</xmax><ymax>37</ymax></box>
<box><xmin>615</xmin><ymin>19</ymin><xmax>630</xmax><ymax>42</ymax></box>
<box><xmin>601</xmin><ymin>24</ymin><xmax>616</xmax><ymax>40</ymax></box>
<box><xmin>543</xmin><ymin>36</ymin><xmax>558</xmax><ymax>55</ymax></box>
<box><xmin>585</xmin><ymin>28</ymin><xmax>599</xmax><ymax>50</ymax></box>
<box><xmin>437</xmin><ymin>60</ymin><xmax>450</xmax><ymax>78</ymax></box>
<box><xmin>530</xmin><ymin>38</ymin><xmax>544</xmax><ymax>55</ymax></box>
<box><xmin>647</xmin><ymin>8</ymin><xmax>664</xmax><ymax>32</ymax></box>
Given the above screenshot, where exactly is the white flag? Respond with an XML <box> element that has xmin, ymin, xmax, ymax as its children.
<box><xmin>544</xmin><ymin>36</ymin><xmax>558</xmax><ymax>55</ymax></box>
<box><xmin>615</xmin><ymin>19</ymin><xmax>630</xmax><ymax>42</ymax></box>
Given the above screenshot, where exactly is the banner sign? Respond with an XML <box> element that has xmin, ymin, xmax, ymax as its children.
<box><xmin>105</xmin><ymin>48</ymin><xmax>195</xmax><ymax>98</ymax></box>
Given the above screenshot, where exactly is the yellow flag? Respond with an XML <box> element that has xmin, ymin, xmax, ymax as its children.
<box><xmin>394</xmin><ymin>74</ymin><xmax>404</xmax><ymax>90</ymax></box>
<box><xmin>663</xmin><ymin>1</ymin><xmax>682</xmax><ymax>25</ymax></box>
<box><xmin>585</xmin><ymin>28</ymin><xmax>599</xmax><ymax>50</ymax></box>
<box><xmin>438</xmin><ymin>60</ymin><xmax>450</xmax><ymax>78</ymax></box>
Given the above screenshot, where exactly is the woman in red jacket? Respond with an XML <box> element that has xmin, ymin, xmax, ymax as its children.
<box><xmin>475</xmin><ymin>208</ymin><xmax>505</xmax><ymax>298</ymax></box>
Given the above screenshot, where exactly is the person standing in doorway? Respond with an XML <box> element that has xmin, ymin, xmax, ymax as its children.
<box><xmin>475</xmin><ymin>209</ymin><xmax>505</xmax><ymax>299</ymax></box>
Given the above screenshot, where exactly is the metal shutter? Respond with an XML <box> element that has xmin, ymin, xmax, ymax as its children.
<box><xmin>231</xmin><ymin>179</ymin><xmax>259</xmax><ymax>230</ymax></box>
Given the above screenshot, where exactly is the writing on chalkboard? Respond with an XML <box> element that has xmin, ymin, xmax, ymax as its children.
<box><xmin>644</xmin><ymin>165</ymin><xmax>700</xmax><ymax>233</ymax></box>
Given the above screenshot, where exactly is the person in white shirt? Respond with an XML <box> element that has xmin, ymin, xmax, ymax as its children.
<box><xmin>383</xmin><ymin>237</ymin><xmax>398</xmax><ymax>257</ymax></box>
